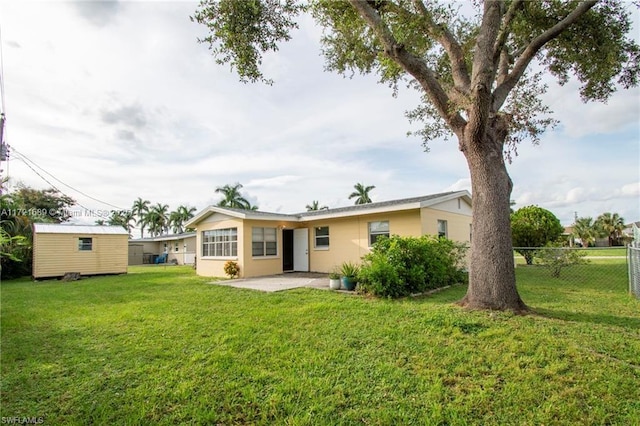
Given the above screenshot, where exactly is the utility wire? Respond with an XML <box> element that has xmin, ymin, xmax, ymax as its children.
<box><xmin>11</xmin><ymin>147</ymin><xmax>126</xmax><ymax>211</ymax></box>
<box><xmin>14</xmin><ymin>155</ymin><xmax>94</xmax><ymax>213</ymax></box>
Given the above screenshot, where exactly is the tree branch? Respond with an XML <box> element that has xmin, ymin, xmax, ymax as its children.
<box><xmin>492</xmin><ymin>0</ymin><xmax>598</xmax><ymax>111</ymax></box>
<box><xmin>492</xmin><ymin>0</ymin><xmax>523</xmax><ymax>69</ymax></box>
<box><xmin>466</xmin><ymin>1</ymin><xmax>503</xmax><ymax>144</ymax></box>
<box><xmin>347</xmin><ymin>0</ymin><xmax>467</xmax><ymax>134</ymax></box>
<box><xmin>411</xmin><ymin>0</ymin><xmax>471</xmax><ymax>93</ymax></box>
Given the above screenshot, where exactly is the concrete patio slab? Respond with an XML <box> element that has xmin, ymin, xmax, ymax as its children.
<box><xmin>209</xmin><ymin>272</ymin><xmax>330</xmax><ymax>292</ymax></box>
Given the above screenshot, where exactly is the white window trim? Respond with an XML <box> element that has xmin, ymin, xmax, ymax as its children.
<box><xmin>78</xmin><ymin>237</ymin><xmax>93</xmax><ymax>251</ymax></box>
<box><xmin>314</xmin><ymin>226</ymin><xmax>330</xmax><ymax>251</ymax></box>
<box><xmin>252</xmin><ymin>227</ymin><xmax>278</xmax><ymax>258</ymax></box>
<box><xmin>437</xmin><ymin>219</ymin><xmax>448</xmax><ymax>238</ymax></box>
<box><xmin>368</xmin><ymin>221</ymin><xmax>390</xmax><ymax>247</ymax></box>
<box><xmin>202</xmin><ymin>228</ymin><xmax>238</xmax><ymax>258</ymax></box>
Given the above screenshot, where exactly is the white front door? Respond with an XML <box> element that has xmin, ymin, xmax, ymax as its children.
<box><xmin>293</xmin><ymin>228</ymin><xmax>309</xmax><ymax>272</ymax></box>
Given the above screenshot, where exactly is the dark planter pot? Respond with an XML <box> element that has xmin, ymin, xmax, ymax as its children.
<box><xmin>341</xmin><ymin>276</ymin><xmax>357</xmax><ymax>291</ymax></box>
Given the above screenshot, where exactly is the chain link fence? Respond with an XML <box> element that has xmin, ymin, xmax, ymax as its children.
<box><xmin>512</xmin><ymin>247</ymin><xmax>631</xmax><ymax>294</ymax></box>
<box><xmin>628</xmin><ymin>246</ymin><xmax>640</xmax><ymax>298</ymax></box>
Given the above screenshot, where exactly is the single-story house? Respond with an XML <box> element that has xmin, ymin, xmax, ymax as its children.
<box><xmin>128</xmin><ymin>232</ymin><xmax>196</xmax><ymax>265</ymax></box>
<box><xmin>185</xmin><ymin>190</ymin><xmax>472</xmax><ymax>279</ymax></box>
<box><xmin>32</xmin><ymin>224</ymin><xmax>129</xmax><ymax>279</ymax></box>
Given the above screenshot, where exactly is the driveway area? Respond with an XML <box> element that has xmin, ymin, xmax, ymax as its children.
<box><xmin>210</xmin><ymin>272</ymin><xmax>330</xmax><ymax>292</ymax></box>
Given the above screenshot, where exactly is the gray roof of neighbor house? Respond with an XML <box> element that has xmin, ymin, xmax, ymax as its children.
<box><xmin>130</xmin><ymin>232</ymin><xmax>196</xmax><ymax>243</ymax></box>
<box><xmin>33</xmin><ymin>223</ymin><xmax>129</xmax><ymax>235</ymax></box>
<box><xmin>186</xmin><ymin>190</ymin><xmax>472</xmax><ymax>227</ymax></box>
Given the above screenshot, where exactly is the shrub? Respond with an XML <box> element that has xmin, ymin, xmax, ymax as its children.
<box><xmin>357</xmin><ymin>235</ymin><xmax>467</xmax><ymax>298</ymax></box>
<box><xmin>223</xmin><ymin>260</ymin><xmax>240</xmax><ymax>278</ymax></box>
<box><xmin>534</xmin><ymin>243</ymin><xmax>588</xmax><ymax>277</ymax></box>
<box><xmin>511</xmin><ymin>205</ymin><xmax>564</xmax><ymax>264</ymax></box>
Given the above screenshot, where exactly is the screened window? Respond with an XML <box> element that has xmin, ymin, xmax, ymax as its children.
<box><xmin>437</xmin><ymin>220</ymin><xmax>448</xmax><ymax>238</ymax></box>
<box><xmin>78</xmin><ymin>237</ymin><xmax>92</xmax><ymax>251</ymax></box>
<box><xmin>175</xmin><ymin>242</ymin><xmax>179</xmax><ymax>252</ymax></box>
<box><xmin>202</xmin><ymin>228</ymin><xmax>237</xmax><ymax>257</ymax></box>
<box><xmin>314</xmin><ymin>226</ymin><xmax>329</xmax><ymax>248</ymax></box>
<box><xmin>252</xmin><ymin>227</ymin><xmax>277</xmax><ymax>257</ymax></box>
<box><xmin>368</xmin><ymin>221</ymin><xmax>389</xmax><ymax>246</ymax></box>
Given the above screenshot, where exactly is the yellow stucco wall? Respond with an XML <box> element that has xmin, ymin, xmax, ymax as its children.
<box><xmin>307</xmin><ymin>210</ymin><xmax>422</xmax><ymax>273</ymax></box>
<box><xmin>196</xmin><ymin>217</ymin><xmax>243</xmax><ymax>278</ymax></box>
<box><xmin>196</xmin><ymin>216</ymin><xmax>300</xmax><ymax>278</ymax></box>
<box><xmin>240</xmin><ymin>219</ymin><xmax>299</xmax><ymax>278</ymax></box>
<box><xmin>192</xmin><ymin>198</ymin><xmax>472</xmax><ymax>278</ymax></box>
<box><xmin>33</xmin><ymin>233</ymin><xmax>128</xmax><ymax>279</ymax></box>
<box><xmin>420</xmin><ymin>209</ymin><xmax>472</xmax><ymax>243</ymax></box>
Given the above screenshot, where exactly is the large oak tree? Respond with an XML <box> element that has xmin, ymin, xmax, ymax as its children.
<box><xmin>192</xmin><ymin>0</ymin><xmax>639</xmax><ymax>312</ymax></box>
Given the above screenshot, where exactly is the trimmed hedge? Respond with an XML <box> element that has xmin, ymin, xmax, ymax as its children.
<box><xmin>358</xmin><ymin>235</ymin><xmax>467</xmax><ymax>298</ymax></box>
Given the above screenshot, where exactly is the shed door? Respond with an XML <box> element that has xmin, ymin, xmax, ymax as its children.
<box><xmin>293</xmin><ymin>228</ymin><xmax>309</xmax><ymax>272</ymax></box>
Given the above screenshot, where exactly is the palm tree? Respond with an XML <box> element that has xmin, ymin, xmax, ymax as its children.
<box><xmin>146</xmin><ymin>203</ymin><xmax>169</xmax><ymax>237</ymax></box>
<box><xmin>107</xmin><ymin>210</ymin><xmax>135</xmax><ymax>237</ymax></box>
<box><xmin>595</xmin><ymin>212</ymin><xmax>625</xmax><ymax>246</ymax></box>
<box><xmin>348</xmin><ymin>183</ymin><xmax>375</xmax><ymax>205</ymax></box>
<box><xmin>573</xmin><ymin>217</ymin><xmax>597</xmax><ymax>248</ymax></box>
<box><xmin>132</xmin><ymin>198</ymin><xmax>150</xmax><ymax>238</ymax></box>
<box><xmin>169</xmin><ymin>205</ymin><xmax>197</xmax><ymax>234</ymax></box>
<box><xmin>306</xmin><ymin>200</ymin><xmax>329</xmax><ymax>211</ymax></box>
<box><xmin>215</xmin><ymin>183</ymin><xmax>251</xmax><ymax>209</ymax></box>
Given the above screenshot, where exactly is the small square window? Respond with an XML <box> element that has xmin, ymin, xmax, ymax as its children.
<box><xmin>315</xmin><ymin>226</ymin><xmax>329</xmax><ymax>248</ymax></box>
<box><xmin>78</xmin><ymin>237</ymin><xmax>92</xmax><ymax>251</ymax></box>
<box><xmin>369</xmin><ymin>221</ymin><xmax>389</xmax><ymax>246</ymax></box>
<box><xmin>252</xmin><ymin>227</ymin><xmax>278</xmax><ymax>257</ymax></box>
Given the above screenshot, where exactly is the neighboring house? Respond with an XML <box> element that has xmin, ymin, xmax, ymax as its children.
<box><xmin>32</xmin><ymin>224</ymin><xmax>128</xmax><ymax>279</ymax></box>
<box><xmin>128</xmin><ymin>232</ymin><xmax>196</xmax><ymax>265</ymax></box>
<box><xmin>185</xmin><ymin>190</ymin><xmax>473</xmax><ymax>279</ymax></box>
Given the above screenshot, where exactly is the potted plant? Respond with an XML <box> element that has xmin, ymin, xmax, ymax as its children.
<box><xmin>340</xmin><ymin>261</ymin><xmax>360</xmax><ymax>291</ymax></box>
<box><xmin>328</xmin><ymin>269</ymin><xmax>341</xmax><ymax>290</ymax></box>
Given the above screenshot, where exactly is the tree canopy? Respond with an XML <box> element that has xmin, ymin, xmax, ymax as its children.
<box><xmin>348</xmin><ymin>183</ymin><xmax>376</xmax><ymax>205</ymax></box>
<box><xmin>192</xmin><ymin>0</ymin><xmax>639</xmax><ymax>312</ymax></box>
<box><xmin>511</xmin><ymin>205</ymin><xmax>564</xmax><ymax>264</ymax></box>
<box><xmin>215</xmin><ymin>183</ymin><xmax>256</xmax><ymax>210</ymax></box>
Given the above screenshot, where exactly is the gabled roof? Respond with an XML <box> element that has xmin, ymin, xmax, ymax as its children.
<box><xmin>33</xmin><ymin>223</ymin><xmax>129</xmax><ymax>235</ymax></box>
<box><xmin>186</xmin><ymin>190</ymin><xmax>471</xmax><ymax>227</ymax></box>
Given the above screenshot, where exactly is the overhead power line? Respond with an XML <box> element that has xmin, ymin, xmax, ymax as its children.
<box><xmin>11</xmin><ymin>147</ymin><xmax>126</xmax><ymax>211</ymax></box>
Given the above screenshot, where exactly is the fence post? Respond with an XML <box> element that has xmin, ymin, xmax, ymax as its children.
<box><xmin>629</xmin><ymin>245</ymin><xmax>640</xmax><ymax>299</ymax></box>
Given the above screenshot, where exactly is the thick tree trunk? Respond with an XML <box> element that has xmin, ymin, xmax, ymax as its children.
<box><xmin>458</xmin><ymin>129</ymin><xmax>527</xmax><ymax>313</ymax></box>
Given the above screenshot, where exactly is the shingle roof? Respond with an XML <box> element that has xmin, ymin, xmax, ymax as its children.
<box><xmin>296</xmin><ymin>191</ymin><xmax>463</xmax><ymax>218</ymax></box>
<box><xmin>130</xmin><ymin>232</ymin><xmax>196</xmax><ymax>242</ymax></box>
<box><xmin>186</xmin><ymin>190</ymin><xmax>471</xmax><ymax>226</ymax></box>
<box><xmin>33</xmin><ymin>223</ymin><xmax>129</xmax><ymax>235</ymax></box>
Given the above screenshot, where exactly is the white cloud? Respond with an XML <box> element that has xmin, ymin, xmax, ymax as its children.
<box><xmin>1</xmin><ymin>1</ymin><xmax>638</xmax><ymax>229</ymax></box>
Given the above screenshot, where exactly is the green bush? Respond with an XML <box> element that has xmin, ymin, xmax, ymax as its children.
<box><xmin>534</xmin><ymin>243</ymin><xmax>588</xmax><ymax>277</ymax></box>
<box><xmin>358</xmin><ymin>235</ymin><xmax>467</xmax><ymax>298</ymax></box>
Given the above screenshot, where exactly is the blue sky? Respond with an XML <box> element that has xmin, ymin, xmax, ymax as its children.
<box><xmin>0</xmin><ymin>0</ymin><xmax>638</xmax><ymax>232</ymax></box>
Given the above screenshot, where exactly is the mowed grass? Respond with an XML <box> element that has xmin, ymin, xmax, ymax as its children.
<box><xmin>2</xmin><ymin>263</ymin><xmax>639</xmax><ymax>425</ymax></box>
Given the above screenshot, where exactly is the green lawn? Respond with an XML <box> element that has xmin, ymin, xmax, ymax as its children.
<box><xmin>2</xmin><ymin>263</ymin><xmax>639</xmax><ymax>425</ymax></box>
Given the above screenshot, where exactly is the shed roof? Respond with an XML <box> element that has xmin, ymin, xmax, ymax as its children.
<box><xmin>33</xmin><ymin>223</ymin><xmax>129</xmax><ymax>235</ymax></box>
